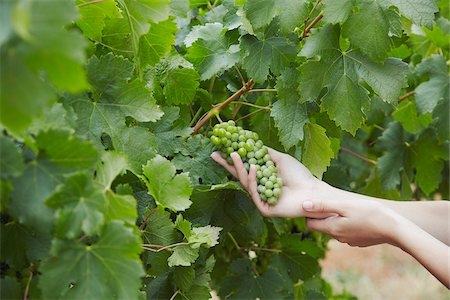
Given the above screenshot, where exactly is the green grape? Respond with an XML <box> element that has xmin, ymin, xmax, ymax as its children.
<box><xmin>211</xmin><ymin>136</ymin><xmax>221</xmax><ymax>146</ymax></box>
<box><xmin>255</xmin><ymin>140</ymin><xmax>263</xmax><ymax>148</ymax></box>
<box><xmin>266</xmin><ymin>161</ymin><xmax>274</xmax><ymax>167</ymax></box>
<box><xmin>244</xmin><ymin>141</ymin><xmax>254</xmax><ymax>151</ymax></box>
<box><xmin>248</xmin><ymin>158</ymin><xmax>257</xmax><ymax>165</ymax></box>
<box><xmin>268</xmin><ymin>165</ymin><xmax>276</xmax><ymax>174</ymax></box>
<box><xmin>238</xmin><ymin>141</ymin><xmax>245</xmax><ymax>148</ymax></box>
<box><xmin>268</xmin><ymin>175</ymin><xmax>277</xmax><ymax>183</ymax></box>
<box><xmin>237</xmin><ymin>148</ymin><xmax>247</xmax><ymax>157</ymax></box>
<box><xmin>255</xmin><ymin>150</ymin><xmax>263</xmax><ymax>159</ymax></box>
<box><xmin>267</xmin><ymin>197</ymin><xmax>277</xmax><ymax>205</ymax></box>
<box><xmin>231</xmin><ymin>142</ymin><xmax>239</xmax><ymax>149</ymax></box>
<box><xmin>263</xmin><ymin>154</ymin><xmax>270</xmax><ymax>162</ymax></box>
<box><xmin>225</xmin><ymin>131</ymin><xmax>232</xmax><ymax>139</ymax></box>
<box><xmin>246</xmin><ymin>138</ymin><xmax>255</xmax><ymax>145</ymax></box>
<box><xmin>261</xmin><ymin>147</ymin><xmax>268</xmax><ymax>155</ymax></box>
<box><xmin>260</xmin><ymin>177</ymin><xmax>268</xmax><ymax>185</ymax></box>
<box><xmin>265</xmin><ymin>189</ymin><xmax>273</xmax><ymax>197</ymax></box>
<box><xmin>256</xmin><ymin>171</ymin><xmax>263</xmax><ymax>179</ymax></box>
<box><xmin>273</xmin><ymin>188</ymin><xmax>281</xmax><ymax>197</ymax></box>
<box><xmin>231</xmin><ymin>133</ymin><xmax>239</xmax><ymax>141</ymax></box>
<box><xmin>226</xmin><ymin>157</ymin><xmax>233</xmax><ymax>164</ymax></box>
<box><xmin>220</xmin><ymin>137</ymin><xmax>228</xmax><ymax>145</ymax></box>
<box><xmin>277</xmin><ymin>177</ymin><xmax>283</xmax><ymax>186</ymax></box>
<box><xmin>261</xmin><ymin>194</ymin><xmax>267</xmax><ymax>201</ymax></box>
<box><xmin>224</xmin><ymin>139</ymin><xmax>232</xmax><ymax>147</ymax></box>
<box><xmin>262</xmin><ymin>168</ymin><xmax>272</xmax><ymax>178</ymax></box>
<box><xmin>213</xmin><ymin>128</ymin><xmax>221</xmax><ymax>136</ymax></box>
<box><xmin>265</xmin><ymin>180</ymin><xmax>274</xmax><ymax>189</ymax></box>
<box><xmin>247</xmin><ymin>151</ymin><xmax>255</xmax><ymax>158</ymax></box>
<box><xmin>244</xmin><ymin>162</ymin><xmax>250</xmax><ymax>171</ymax></box>
<box><xmin>245</xmin><ymin>131</ymin><xmax>253</xmax><ymax>139</ymax></box>
<box><xmin>228</xmin><ymin>120</ymin><xmax>235</xmax><ymax>126</ymax></box>
<box><xmin>273</xmin><ymin>183</ymin><xmax>280</xmax><ymax>188</ymax></box>
<box><xmin>257</xmin><ymin>159</ymin><xmax>264</xmax><ymax>165</ymax></box>
<box><xmin>238</xmin><ymin>135</ymin><xmax>246</xmax><ymax>142</ymax></box>
<box><xmin>257</xmin><ymin>185</ymin><xmax>266</xmax><ymax>193</ymax></box>
<box><xmin>221</xmin><ymin>152</ymin><xmax>227</xmax><ymax>159</ymax></box>
<box><xmin>226</xmin><ymin>147</ymin><xmax>234</xmax><ymax>154</ymax></box>
<box><xmin>253</xmin><ymin>132</ymin><xmax>259</xmax><ymax>140</ymax></box>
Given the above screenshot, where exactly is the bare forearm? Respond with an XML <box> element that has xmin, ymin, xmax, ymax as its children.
<box><xmin>392</xmin><ymin>217</ymin><xmax>450</xmax><ymax>288</ymax></box>
<box><xmin>324</xmin><ymin>183</ymin><xmax>450</xmax><ymax>245</ymax></box>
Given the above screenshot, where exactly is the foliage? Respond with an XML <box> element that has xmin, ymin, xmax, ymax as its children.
<box><xmin>1</xmin><ymin>0</ymin><xmax>448</xmax><ymax>299</ymax></box>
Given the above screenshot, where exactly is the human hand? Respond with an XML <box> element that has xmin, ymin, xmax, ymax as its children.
<box><xmin>211</xmin><ymin>147</ymin><xmax>331</xmax><ymax>218</ymax></box>
<box><xmin>302</xmin><ymin>196</ymin><xmax>402</xmax><ymax>247</ymax></box>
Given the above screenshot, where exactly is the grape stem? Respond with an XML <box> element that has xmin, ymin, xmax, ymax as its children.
<box><xmin>192</xmin><ymin>78</ymin><xmax>255</xmax><ymax>134</ymax></box>
<box><xmin>139</xmin><ymin>208</ymin><xmax>158</xmax><ymax>231</ymax></box>
<box><xmin>341</xmin><ymin>147</ymin><xmax>376</xmax><ymax>165</ymax></box>
<box><xmin>23</xmin><ymin>270</ymin><xmax>33</xmax><ymax>300</ymax></box>
<box><xmin>302</xmin><ymin>11</ymin><xmax>324</xmax><ymax>38</ymax></box>
<box><xmin>398</xmin><ymin>91</ymin><xmax>414</xmax><ymax>102</ymax></box>
<box><xmin>240</xmin><ymin>246</ymin><xmax>282</xmax><ymax>253</ymax></box>
<box><xmin>246</xmin><ymin>89</ymin><xmax>277</xmax><ymax>94</ymax></box>
<box><xmin>235</xmin><ymin>108</ymin><xmax>268</xmax><ymax>122</ymax></box>
<box><xmin>233</xmin><ymin>101</ymin><xmax>272</xmax><ymax>110</ymax></box>
<box><xmin>141</xmin><ymin>242</ymin><xmax>189</xmax><ymax>252</ymax></box>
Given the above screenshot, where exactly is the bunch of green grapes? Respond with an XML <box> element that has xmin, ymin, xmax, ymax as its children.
<box><xmin>210</xmin><ymin>120</ymin><xmax>283</xmax><ymax>205</ymax></box>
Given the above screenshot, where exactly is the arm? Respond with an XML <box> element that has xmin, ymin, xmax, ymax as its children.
<box><xmin>303</xmin><ymin>197</ymin><xmax>450</xmax><ymax>288</ymax></box>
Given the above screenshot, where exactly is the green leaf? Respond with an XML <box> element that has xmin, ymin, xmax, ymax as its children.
<box><xmin>302</xmin><ymin>123</ymin><xmax>334</xmax><ymax>179</ymax></box>
<box><xmin>433</xmin><ymin>96</ymin><xmax>449</xmax><ymax>143</ymax></box>
<box><xmin>0</xmin><ymin>50</ymin><xmax>55</xmax><ymax>135</ymax></box>
<box><xmin>0</xmin><ymin>277</ymin><xmax>21</xmax><ymax>300</ymax></box>
<box><xmin>12</xmin><ymin>0</ymin><xmax>88</xmax><ymax>92</ymax></box>
<box><xmin>139</xmin><ymin>18</ymin><xmax>177</xmax><ymax>68</ymax></box>
<box><xmin>1</xmin><ymin>222</ymin><xmax>27</xmax><ymax>268</ymax></box>
<box><xmin>35</xmin><ymin>129</ymin><xmax>99</xmax><ymax>173</ymax></box>
<box><xmin>414</xmin><ymin>55</ymin><xmax>449</xmax><ymax>114</ymax></box>
<box><xmin>299</xmin><ymin>25</ymin><xmax>408</xmax><ymax>133</ymax></box>
<box><xmin>322</xmin><ymin>0</ymin><xmax>354</xmax><ymax>24</ymax></box>
<box><xmin>96</xmin><ymin>151</ymin><xmax>128</xmax><ymax>189</ymax></box>
<box><xmin>219</xmin><ymin>258</ymin><xmax>285</xmax><ymax>299</ymax></box>
<box><xmin>146</xmin><ymin>106</ymin><xmax>192</xmax><ymax>156</ymax></box>
<box><xmin>28</xmin><ymin>103</ymin><xmax>77</xmax><ymax>135</ymax></box>
<box><xmin>46</xmin><ymin>173</ymin><xmax>104</xmax><ymax>239</ymax></box>
<box><xmin>163</xmin><ymin>68</ymin><xmax>200</xmax><ymax>105</ymax></box>
<box><xmin>174</xmin><ymin>266</ymin><xmax>196</xmax><ymax>291</ymax></box>
<box><xmin>342</xmin><ymin>0</ymin><xmax>392</xmax><ymax>62</ymax></box>
<box><xmin>168</xmin><ymin>244</ymin><xmax>199</xmax><ymax>267</ymax></box>
<box><xmin>279</xmin><ymin>0</ymin><xmax>309</xmax><ymax>34</ymax></box>
<box><xmin>142</xmin><ymin>155</ymin><xmax>193</xmax><ymax>211</ymax></box>
<box><xmin>376</xmin><ymin>122</ymin><xmax>406</xmax><ymax>190</ymax></box>
<box><xmin>240</xmin><ymin>34</ymin><xmax>296</xmax><ymax>83</ymax></box>
<box><xmin>243</xmin><ymin>0</ymin><xmax>277</xmax><ymax>30</ymax></box>
<box><xmin>0</xmin><ymin>134</ymin><xmax>24</xmax><ymax>179</ymax></box>
<box><xmin>172</xmin><ymin>135</ymin><xmax>228</xmax><ymax>185</ymax></box>
<box><xmin>186</xmin><ymin>23</ymin><xmax>240</xmax><ymax>80</ymax></box>
<box><xmin>389</xmin><ymin>0</ymin><xmax>438</xmax><ymax>28</ymax></box>
<box><xmin>76</xmin><ymin>0</ymin><xmax>119</xmax><ymax>41</ymax></box>
<box><xmin>392</xmin><ymin>100</ymin><xmax>432</xmax><ymax>134</ymax></box>
<box><xmin>104</xmin><ymin>189</ymin><xmax>138</xmax><ymax>224</ymax></box>
<box><xmin>411</xmin><ymin>129</ymin><xmax>448</xmax><ymax>195</ymax></box>
<box><xmin>189</xmin><ymin>226</ymin><xmax>222</xmax><ymax>248</ymax></box>
<box><xmin>0</xmin><ymin>1</ymin><xmax>13</xmax><ymax>46</ymax></box>
<box><xmin>39</xmin><ymin>221</ymin><xmax>144</xmax><ymax>300</ymax></box>
<box><xmin>179</xmin><ymin>285</ymin><xmax>211</xmax><ymax>300</ymax></box>
<box><xmin>271</xmin><ymin>69</ymin><xmax>308</xmax><ymax>150</ymax></box>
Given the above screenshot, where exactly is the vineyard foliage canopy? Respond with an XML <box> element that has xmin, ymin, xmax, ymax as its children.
<box><xmin>0</xmin><ymin>0</ymin><xmax>449</xmax><ymax>299</ymax></box>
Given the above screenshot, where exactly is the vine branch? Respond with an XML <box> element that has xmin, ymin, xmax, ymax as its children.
<box><xmin>398</xmin><ymin>91</ymin><xmax>414</xmax><ymax>102</ymax></box>
<box><xmin>341</xmin><ymin>147</ymin><xmax>376</xmax><ymax>165</ymax></box>
<box><xmin>192</xmin><ymin>79</ymin><xmax>254</xmax><ymax>134</ymax></box>
<box><xmin>302</xmin><ymin>11</ymin><xmax>324</xmax><ymax>38</ymax></box>
<box><xmin>246</xmin><ymin>89</ymin><xmax>277</xmax><ymax>94</ymax></box>
<box><xmin>139</xmin><ymin>208</ymin><xmax>157</xmax><ymax>231</ymax></box>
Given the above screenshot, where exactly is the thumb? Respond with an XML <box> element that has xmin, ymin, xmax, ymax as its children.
<box><xmin>302</xmin><ymin>199</ymin><xmax>346</xmax><ymax>216</ymax></box>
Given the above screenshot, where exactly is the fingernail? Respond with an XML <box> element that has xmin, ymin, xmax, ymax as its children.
<box><xmin>302</xmin><ymin>201</ymin><xmax>313</xmax><ymax>210</ymax></box>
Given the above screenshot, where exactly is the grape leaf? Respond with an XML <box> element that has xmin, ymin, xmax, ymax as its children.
<box><xmin>186</xmin><ymin>23</ymin><xmax>240</xmax><ymax>80</ymax></box>
<box><xmin>76</xmin><ymin>0</ymin><xmax>119</xmax><ymax>41</ymax></box>
<box><xmin>342</xmin><ymin>0</ymin><xmax>392</xmax><ymax>62</ymax></box>
<box><xmin>189</xmin><ymin>226</ymin><xmax>222</xmax><ymax>248</ymax></box>
<box><xmin>392</xmin><ymin>100</ymin><xmax>432</xmax><ymax>134</ymax></box>
<box><xmin>142</xmin><ymin>155</ymin><xmax>193</xmax><ymax>211</ymax></box>
<box><xmin>302</xmin><ymin>123</ymin><xmax>334</xmax><ymax>179</ymax></box>
<box><xmin>322</xmin><ymin>0</ymin><xmax>353</xmax><ymax>24</ymax></box>
<box><xmin>39</xmin><ymin>221</ymin><xmax>144</xmax><ymax>300</ymax></box>
<box><xmin>299</xmin><ymin>25</ymin><xmax>408</xmax><ymax>133</ymax></box>
<box><xmin>104</xmin><ymin>189</ymin><xmax>138</xmax><ymax>225</ymax></box>
<box><xmin>433</xmin><ymin>96</ymin><xmax>449</xmax><ymax>143</ymax></box>
<box><xmin>28</xmin><ymin>103</ymin><xmax>77</xmax><ymax>135</ymax></box>
<box><xmin>168</xmin><ymin>244</ymin><xmax>199</xmax><ymax>267</ymax></box>
<box><xmin>0</xmin><ymin>50</ymin><xmax>55</xmax><ymax>135</ymax></box>
<box><xmin>174</xmin><ymin>266</ymin><xmax>196</xmax><ymax>292</ymax></box>
<box><xmin>389</xmin><ymin>0</ymin><xmax>438</xmax><ymax>28</ymax></box>
<box><xmin>0</xmin><ymin>1</ymin><xmax>13</xmax><ymax>46</ymax></box>
<box><xmin>0</xmin><ymin>277</ymin><xmax>21</xmax><ymax>300</ymax></box>
<box><xmin>1</xmin><ymin>222</ymin><xmax>27</xmax><ymax>268</ymax></box>
<box><xmin>411</xmin><ymin>129</ymin><xmax>448</xmax><ymax>195</ymax></box>
<box><xmin>240</xmin><ymin>34</ymin><xmax>296</xmax><ymax>83</ymax></box>
<box><xmin>140</xmin><ymin>18</ymin><xmax>177</xmax><ymax>68</ymax></box>
<box><xmin>243</xmin><ymin>0</ymin><xmax>278</xmax><ymax>31</ymax></box>
<box><xmin>163</xmin><ymin>68</ymin><xmax>200</xmax><ymax>105</ymax></box>
<box><xmin>13</xmin><ymin>0</ymin><xmax>89</xmax><ymax>92</ymax></box>
<box><xmin>0</xmin><ymin>134</ymin><xmax>24</xmax><ymax>179</ymax></box>
<box><xmin>414</xmin><ymin>55</ymin><xmax>449</xmax><ymax>114</ymax></box>
<box><xmin>271</xmin><ymin>68</ymin><xmax>308</xmax><ymax>150</ymax></box>
<box><xmin>219</xmin><ymin>258</ymin><xmax>285</xmax><ymax>299</ymax></box>
<box><xmin>96</xmin><ymin>151</ymin><xmax>128</xmax><ymax>189</ymax></box>
<box><xmin>172</xmin><ymin>135</ymin><xmax>228</xmax><ymax>185</ymax></box>
<box><xmin>46</xmin><ymin>173</ymin><xmax>104</xmax><ymax>239</ymax></box>
<box><xmin>376</xmin><ymin>122</ymin><xmax>407</xmax><ymax>190</ymax></box>
<box><xmin>279</xmin><ymin>0</ymin><xmax>309</xmax><ymax>34</ymax></box>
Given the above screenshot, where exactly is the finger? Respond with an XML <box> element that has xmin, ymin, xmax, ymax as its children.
<box><xmin>306</xmin><ymin>217</ymin><xmax>337</xmax><ymax>236</ymax></box>
<box><xmin>302</xmin><ymin>199</ymin><xmax>347</xmax><ymax>216</ymax></box>
<box><xmin>211</xmin><ymin>152</ymin><xmax>238</xmax><ymax>177</ymax></box>
<box><xmin>267</xmin><ymin>147</ymin><xmax>285</xmax><ymax>166</ymax></box>
<box><xmin>230</xmin><ymin>152</ymin><xmax>249</xmax><ymax>189</ymax></box>
<box><xmin>247</xmin><ymin>164</ymin><xmax>274</xmax><ymax>216</ymax></box>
